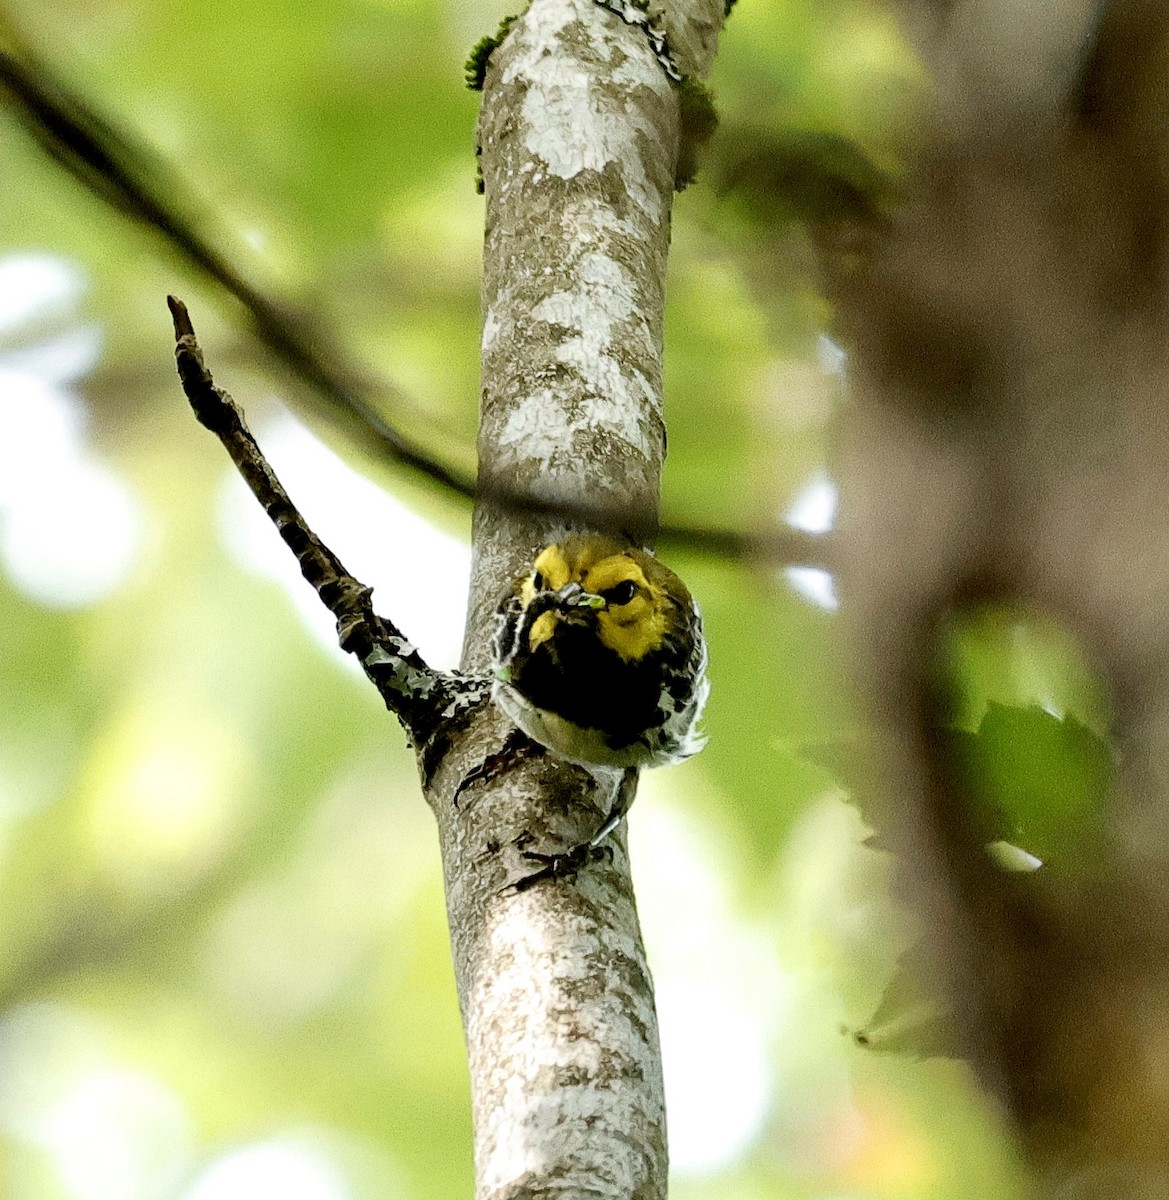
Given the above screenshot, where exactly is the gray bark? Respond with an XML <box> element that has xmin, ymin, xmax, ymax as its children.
<box><xmin>427</xmin><ymin>3</ymin><xmax>724</xmax><ymax>1197</ymax></box>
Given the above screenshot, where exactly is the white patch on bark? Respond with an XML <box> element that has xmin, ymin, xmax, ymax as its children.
<box><xmin>534</xmin><ymin>252</ymin><xmax>638</xmax><ymax>326</ymax></box>
<box><xmin>526</xmin><ymin>467</ymin><xmax>638</xmax><ymax>511</ymax></box>
<box><xmin>503</xmin><ymin>0</ymin><xmax>669</xmax><ymax>221</ymax></box>
<box><xmin>471</xmin><ymin>897</ymin><xmax>661</xmax><ymax>1194</ymax></box>
<box><xmin>497</xmin><ymin>388</ymin><xmax>571</xmax><ymax>463</ymax></box>
<box><xmin>497</xmin><ymin>384</ymin><xmax>652</xmax><ymax>466</ymax></box>
<box><xmin>482</xmin><ymin>305</ymin><xmax>502</xmax><ymax>353</ymax></box>
<box><xmin>517</xmin><ymin>252</ymin><xmax>656</xmax><ymax>456</ymax></box>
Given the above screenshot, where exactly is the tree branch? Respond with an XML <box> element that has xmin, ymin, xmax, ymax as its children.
<box><xmin>167</xmin><ymin>294</ymin><xmax>489</xmax><ymax>758</ymax></box>
<box><xmin>434</xmin><ymin>3</ymin><xmax>726</xmax><ymax>1195</ymax></box>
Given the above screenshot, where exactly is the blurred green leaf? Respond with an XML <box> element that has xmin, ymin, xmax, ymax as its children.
<box><xmin>853</xmin><ymin>943</ymin><xmax>959</xmax><ymax>1060</ymax></box>
<box><xmin>950</xmin><ymin>702</ymin><xmax>1113</xmax><ymax>866</ymax></box>
<box><xmin>712</xmin><ymin>126</ymin><xmax>896</xmax><ymax>229</ymax></box>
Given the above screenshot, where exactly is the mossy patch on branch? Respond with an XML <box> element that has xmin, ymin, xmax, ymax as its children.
<box><xmin>465</xmin><ymin>12</ymin><xmax>522</xmax><ymax>91</ymax></box>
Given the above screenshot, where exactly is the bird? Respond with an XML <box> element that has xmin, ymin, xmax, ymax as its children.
<box><xmin>490</xmin><ymin>534</ymin><xmax>708</xmax><ymax>884</ymax></box>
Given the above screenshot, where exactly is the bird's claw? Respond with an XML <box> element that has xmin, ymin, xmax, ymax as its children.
<box><xmin>506</xmin><ymin>842</ymin><xmax>607</xmax><ymax>893</ymax></box>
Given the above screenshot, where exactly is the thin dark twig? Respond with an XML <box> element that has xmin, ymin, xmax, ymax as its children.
<box><xmin>168</xmin><ymin>294</ymin><xmax>489</xmax><ymax>749</ymax></box>
<box><xmin>169</xmin><ymin>295</ymin><xmax>374</xmax><ymax>623</ymax></box>
<box><xmin>1</xmin><ymin>28</ymin><xmax>833</xmax><ymax>568</ymax></box>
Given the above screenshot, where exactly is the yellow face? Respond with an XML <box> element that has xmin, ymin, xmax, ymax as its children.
<box><xmin>521</xmin><ymin>537</ymin><xmax>677</xmax><ymax>663</ymax></box>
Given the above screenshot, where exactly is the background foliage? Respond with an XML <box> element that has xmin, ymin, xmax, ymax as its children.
<box><xmin>0</xmin><ymin>1</ymin><xmax>1105</xmax><ymax>1196</ymax></box>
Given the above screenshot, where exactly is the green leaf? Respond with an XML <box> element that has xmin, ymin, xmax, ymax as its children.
<box><xmin>801</xmin><ymin>737</ymin><xmax>893</xmax><ymax>836</ymax></box>
<box><xmin>950</xmin><ymin>702</ymin><xmax>1113</xmax><ymax>866</ymax></box>
<box><xmin>852</xmin><ymin>943</ymin><xmax>959</xmax><ymax>1059</ymax></box>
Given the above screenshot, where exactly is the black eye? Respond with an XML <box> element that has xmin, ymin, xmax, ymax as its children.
<box><xmin>532</xmin><ymin>571</ymin><xmax>545</xmax><ymax>591</ymax></box>
<box><xmin>603</xmin><ymin>580</ymin><xmax>638</xmax><ymax>606</ymax></box>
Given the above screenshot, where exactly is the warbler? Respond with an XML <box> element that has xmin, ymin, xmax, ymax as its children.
<box><xmin>491</xmin><ymin>534</ymin><xmax>709</xmax><ymax>772</ymax></box>
<box><xmin>489</xmin><ymin>535</ymin><xmax>707</xmax><ymax>885</ymax></box>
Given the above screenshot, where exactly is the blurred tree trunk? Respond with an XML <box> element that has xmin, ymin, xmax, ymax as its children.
<box><xmin>837</xmin><ymin>1</ymin><xmax>1169</xmax><ymax>1194</ymax></box>
<box><xmin>425</xmin><ymin>3</ymin><xmax>723</xmax><ymax>1197</ymax></box>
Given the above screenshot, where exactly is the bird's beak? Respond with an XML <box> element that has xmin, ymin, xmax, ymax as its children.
<box><xmin>527</xmin><ymin>584</ymin><xmax>604</xmax><ymax>650</ymax></box>
<box><xmin>556</xmin><ymin>584</ymin><xmax>605</xmax><ymax>610</ymax></box>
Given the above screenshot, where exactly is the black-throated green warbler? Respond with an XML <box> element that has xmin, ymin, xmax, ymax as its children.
<box><xmin>492</xmin><ymin>535</ymin><xmax>709</xmax><ymax>772</ymax></box>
